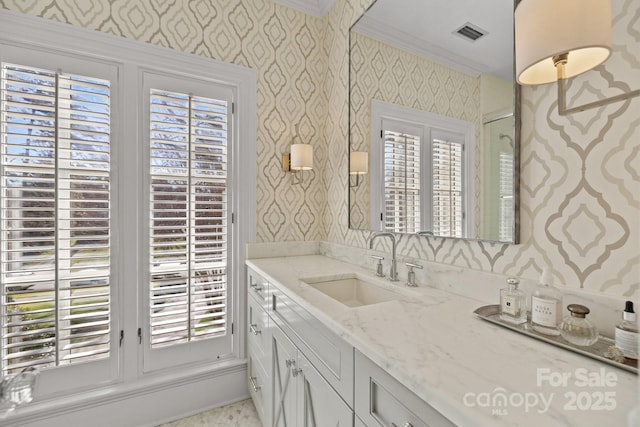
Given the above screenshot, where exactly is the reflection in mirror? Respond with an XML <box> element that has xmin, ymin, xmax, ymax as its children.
<box><xmin>348</xmin><ymin>0</ymin><xmax>520</xmax><ymax>243</ymax></box>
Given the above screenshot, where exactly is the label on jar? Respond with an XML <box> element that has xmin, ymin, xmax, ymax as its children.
<box><xmin>615</xmin><ymin>328</ymin><xmax>638</xmax><ymax>359</ymax></box>
<box><xmin>502</xmin><ymin>295</ymin><xmax>520</xmax><ymax>316</ymax></box>
<box><xmin>531</xmin><ymin>296</ymin><xmax>561</xmax><ymax>327</ymax></box>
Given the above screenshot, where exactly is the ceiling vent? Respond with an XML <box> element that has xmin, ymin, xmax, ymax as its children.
<box><xmin>454</xmin><ymin>23</ymin><xmax>487</xmax><ymax>42</ymax></box>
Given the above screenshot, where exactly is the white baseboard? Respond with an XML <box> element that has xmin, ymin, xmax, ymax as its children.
<box><xmin>2</xmin><ymin>361</ymin><xmax>249</xmax><ymax>427</ymax></box>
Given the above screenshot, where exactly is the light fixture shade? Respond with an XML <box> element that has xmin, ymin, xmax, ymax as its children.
<box><xmin>349</xmin><ymin>151</ymin><xmax>368</xmax><ymax>174</ymax></box>
<box><xmin>515</xmin><ymin>0</ymin><xmax>612</xmax><ymax>85</ymax></box>
<box><xmin>290</xmin><ymin>143</ymin><xmax>313</xmax><ymax>170</ymax></box>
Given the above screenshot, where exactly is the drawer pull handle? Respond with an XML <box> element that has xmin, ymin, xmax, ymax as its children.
<box><xmin>285</xmin><ymin>359</ymin><xmax>295</xmax><ymax>367</ymax></box>
<box><xmin>390</xmin><ymin>424</ymin><xmax>413</xmax><ymax>427</ymax></box>
<box><xmin>249</xmin><ymin>323</ymin><xmax>261</xmax><ymax>335</ymax></box>
<box><xmin>249</xmin><ymin>375</ymin><xmax>261</xmax><ymax>392</ymax></box>
<box><xmin>292</xmin><ymin>367</ymin><xmax>303</xmax><ymax>377</ymax></box>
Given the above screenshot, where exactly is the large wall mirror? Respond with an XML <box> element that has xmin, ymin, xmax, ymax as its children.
<box><xmin>348</xmin><ymin>0</ymin><xmax>520</xmax><ymax>243</ymax></box>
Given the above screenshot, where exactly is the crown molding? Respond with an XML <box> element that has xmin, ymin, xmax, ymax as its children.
<box><xmin>352</xmin><ymin>15</ymin><xmax>491</xmax><ymax>77</ymax></box>
<box><xmin>272</xmin><ymin>0</ymin><xmax>336</xmax><ymax>17</ymax></box>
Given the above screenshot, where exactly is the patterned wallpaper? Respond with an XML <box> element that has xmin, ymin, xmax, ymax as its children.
<box><xmin>3</xmin><ymin>0</ymin><xmax>638</xmax><ymax>297</ymax></box>
<box><xmin>0</xmin><ymin>0</ymin><xmax>329</xmax><ymax>243</ymax></box>
<box><xmin>348</xmin><ymin>31</ymin><xmax>483</xmax><ymax>235</ymax></box>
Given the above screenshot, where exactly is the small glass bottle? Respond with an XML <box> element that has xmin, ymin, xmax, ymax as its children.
<box><xmin>559</xmin><ymin>304</ymin><xmax>598</xmax><ymax>346</ymax></box>
<box><xmin>615</xmin><ymin>301</ymin><xmax>638</xmax><ymax>361</ymax></box>
<box><xmin>531</xmin><ymin>267</ymin><xmax>562</xmax><ymax>335</ymax></box>
<box><xmin>500</xmin><ymin>277</ymin><xmax>527</xmax><ymax>324</ymax></box>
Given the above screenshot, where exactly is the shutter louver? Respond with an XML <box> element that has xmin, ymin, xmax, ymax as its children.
<box><xmin>149</xmin><ymin>90</ymin><xmax>228</xmax><ymax>348</ymax></box>
<box><xmin>383</xmin><ymin>130</ymin><xmax>421</xmax><ymax>233</ymax></box>
<box><xmin>499</xmin><ymin>151</ymin><xmax>514</xmax><ymax>242</ymax></box>
<box><xmin>1</xmin><ymin>63</ymin><xmax>111</xmax><ymax>375</ymax></box>
<box><xmin>432</xmin><ymin>138</ymin><xmax>463</xmax><ymax>238</ymax></box>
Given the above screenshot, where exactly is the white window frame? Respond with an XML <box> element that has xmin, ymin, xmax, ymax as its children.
<box><xmin>370</xmin><ymin>100</ymin><xmax>474</xmax><ymax>236</ymax></box>
<box><xmin>141</xmin><ymin>72</ymin><xmax>236</xmax><ymax>372</ymax></box>
<box><xmin>0</xmin><ymin>9</ymin><xmax>256</xmax><ymax>403</ymax></box>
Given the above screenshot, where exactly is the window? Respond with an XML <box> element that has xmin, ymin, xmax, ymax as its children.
<box><xmin>383</xmin><ymin>128</ymin><xmax>421</xmax><ymax>233</ymax></box>
<box><xmin>1</xmin><ymin>12</ymin><xmax>256</xmax><ymax>406</ymax></box>
<box><xmin>1</xmin><ymin>60</ymin><xmax>114</xmax><ymax>377</ymax></box>
<box><xmin>149</xmin><ymin>89</ymin><xmax>229</xmax><ymax>348</ymax></box>
<box><xmin>142</xmin><ymin>73</ymin><xmax>236</xmax><ymax>371</ymax></box>
<box><xmin>431</xmin><ymin>131</ymin><xmax>464</xmax><ymax>238</ymax></box>
<box><xmin>371</xmin><ymin>101</ymin><xmax>473</xmax><ymax>237</ymax></box>
<box><xmin>498</xmin><ymin>151</ymin><xmax>514</xmax><ymax>241</ymax></box>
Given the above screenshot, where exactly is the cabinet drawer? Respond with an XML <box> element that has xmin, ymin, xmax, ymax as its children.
<box><xmin>248</xmin><ymin>268</ymin><xmax>270</xmax><ymax>307</ymax></box>
<box><xmin>271</xmin><ymin>285</ymin><xmax>354</xmax><ymax>407</ymax></box>
<box><xmin>355</xmin><ymin>351</ymin><xmax>454</xmax><ymax>427</ymax></box>
<box><xmin>247</xmin><ymin>292</ymin><xmax>270</xmax><ymax>359</ymax></box>
<box><xmin>248</xmin><ymin>348</ymin><xmax>271</xmax><ymax>427</ymax></box>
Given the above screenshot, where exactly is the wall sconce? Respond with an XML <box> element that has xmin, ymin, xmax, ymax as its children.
<box><xmin>515</xmin><ymin>0</ymin><xmax>639</xmax><ymax>115</ymax></box>
<box><xmin>349</xmin><ymin>151</ymin><xmax>368</xmax><ymax>187</ymax></box>
<box><xmin>282</xmin><ymin>126</ymin><xmax>313</xmax><ymax>184</ymax></box>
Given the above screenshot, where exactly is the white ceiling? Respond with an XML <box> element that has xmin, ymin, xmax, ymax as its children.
<box><xmin>354</xmin><ymin>0</ymin><xmax>514</xmax><ymax>81</ymax></box>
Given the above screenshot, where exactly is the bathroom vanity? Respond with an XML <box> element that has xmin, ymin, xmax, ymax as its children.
<box><xmin>246</xmin><ymin>254</ymin><xmax>637</xmax><ymax>427</ymax></box>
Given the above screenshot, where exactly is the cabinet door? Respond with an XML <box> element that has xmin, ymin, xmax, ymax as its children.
<box><xmin>298</xmin><ymin>353</ymin><xmax>353</xmax><ymax>427</ymax></box>
<box><xmin>272</xmin><ymin>326</ymin><xmax>298</xmax><ymax>427</ymax></box>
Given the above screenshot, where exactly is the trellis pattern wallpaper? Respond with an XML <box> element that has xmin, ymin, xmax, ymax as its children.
<box><xmin>2</xmin><ymin>0</ymin><xmax>638</xmax><ymax>297</ymax></box>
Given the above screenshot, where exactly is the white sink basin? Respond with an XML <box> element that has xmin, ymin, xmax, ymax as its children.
<box><xmin>302</xmin><ymin>274</ymin><xmax>406</xmax><ymax>308</ymax></box>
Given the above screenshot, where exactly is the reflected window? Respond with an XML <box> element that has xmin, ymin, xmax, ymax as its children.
<box><xmin>373</xmin><ymin>107</ymin><xmax>471</xmax><ymax>238</ymax></box>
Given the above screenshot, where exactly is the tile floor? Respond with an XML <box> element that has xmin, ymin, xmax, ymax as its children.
<box><xmin>160</xmin><ymin>399</ymin><xmax>261</xmax><ymax>427</ymax></box>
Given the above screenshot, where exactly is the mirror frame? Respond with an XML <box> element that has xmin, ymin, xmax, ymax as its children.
<box><xmin>347</xmin><ymin>0</ymin><xmax>521</xmax><ymax>244</ymax></box>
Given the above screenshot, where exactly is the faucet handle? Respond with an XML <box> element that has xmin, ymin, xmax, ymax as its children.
<box><xmin>370</xmin><ymin>255</ymin><xmax>385</xmax><ymax>277</ymax></box>
<box><xmin>405</xmin><ymin>262</ymin><xmax>423</xmax><ymax>287</ymax></box>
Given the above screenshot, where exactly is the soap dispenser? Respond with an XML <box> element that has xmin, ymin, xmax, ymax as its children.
<box><xmin>531</xmin><ymin>267</ymin><xmax>562</xmax><ymax>335</ymax></box>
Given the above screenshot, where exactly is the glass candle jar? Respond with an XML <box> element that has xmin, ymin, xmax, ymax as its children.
<box><xmin>559</xmin><ymin>304</ymin><xmax>598</xmax><ymax>346</ymax></box>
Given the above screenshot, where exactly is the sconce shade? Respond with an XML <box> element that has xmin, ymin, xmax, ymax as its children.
<box><xmin>350</xmin><ymin>151</ymin><xmax>368</xmax><ymax>174</ymax></box>
<box><xmin>515</xmin><ymin>0</ymin><xmax>611</xmax><ymax>85</ymax></box>
<box><xmin>290</xmin><ymin>143</ymin><xmax>313</xmax><ymax>170</ymax></box>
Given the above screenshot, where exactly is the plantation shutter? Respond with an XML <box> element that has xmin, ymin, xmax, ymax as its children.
<box><xmin>383</xmin><ymin>130</ymin><xmax>421</xmax><ymax>233</ymax></box>
<box><xmin>1</xmin><ymin>63</ymin><xmax>111</xmax><ymax>375</ymax></box>
<box><xmin>431</xmin><ymin>132</ymin><xmax>464</xmax><ymax>238</ymax></box>
<box><xmin>148</xmin><ymin>88</ymin><xmax>229</xmax><ymax>350</ymax></box>
<box><xmin>498</xmin><ymin>151</ymin><xmax>514</xmax><ymax>242</ymax></box>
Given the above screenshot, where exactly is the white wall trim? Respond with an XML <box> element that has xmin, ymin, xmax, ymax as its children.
<box><xmin>272</xmin><ymin>0</ymin><xmax>336</xmax><ymax>17</ymax></box>
<box><xmin>352</xmin><ymin>15</ymin><xmax>488</xmax><ymax>77</ymax></box>
<box><xmin>2</xmin><ymin>361</ymin><xmax>248</xmax><ymax>427</ymax></box>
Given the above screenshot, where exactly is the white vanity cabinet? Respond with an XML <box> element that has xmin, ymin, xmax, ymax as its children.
<box><xmin>272</xmin><ymin>326</ymin><xmax>353</xmax><ymax>426</ymax></box>
<box><xmin>247</xmin><ymin>268</ymin><xmax>272</xmax><ymax>426</ymax></box>
<box><xmin>247</xmin><ymin>268</ymin><xmax>354</xmax><ymax>427</ymax></box>
<box><xmin>354</xmin><ymin>350</ymin><xmax>455</xmax><ymax>427</ymax></box>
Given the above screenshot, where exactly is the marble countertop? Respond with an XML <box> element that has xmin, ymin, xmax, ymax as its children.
<box><xmin>246</xmin><ymin>255</ymin><xmax>638</xmax><ymax>427</ymax></box>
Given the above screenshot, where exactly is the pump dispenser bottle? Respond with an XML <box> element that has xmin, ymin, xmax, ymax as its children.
<box><xmin>531</xmin><ymin>267</ymin><xmax>562</xmax><ymax>335</ymax></box>
<box><xmin>615</xmin><ymin>301</ymin><xmax>638</xmax><ymax>360</ymax></box>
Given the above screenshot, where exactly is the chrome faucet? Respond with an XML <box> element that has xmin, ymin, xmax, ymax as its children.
<box><xmin>368</xmin><ymin>232</ymin><xmax>398</xmax><ymax>281</ymax></box>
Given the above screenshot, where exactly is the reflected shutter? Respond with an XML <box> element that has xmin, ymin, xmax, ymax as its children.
<box><xmin>431</xmin><ymin>138</ymin><xmax>463</xmax><ymax>238</ymax></box>
<box><xmin>498</xmin><ymin>151</ymin><xmax>514</xmax><ymax>242</ymax></box>
<box><xmin>383</xmin><ymin>130</ymin><xmax>421</xmax><ymax>233</ymax></box>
